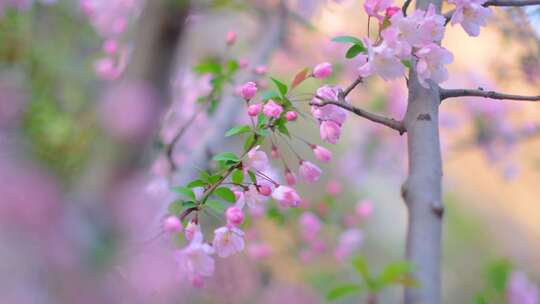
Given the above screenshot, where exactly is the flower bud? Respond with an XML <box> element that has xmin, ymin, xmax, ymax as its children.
<box><xmin>225</xmin><ymin>31</ymin><xmax>237</xmax><ymax>46</ymax></box>
<box><xmin>263</xmin><ymin>100</ymin><xmax>283</xmax><ymax>118</ymax></box>
<box><xmin>285</xmin><ymin>111</ymin><xmax>298</xmax><ymax>121</ymax></box>
<box><xmin>163</xmin><ymin>216</ymin><xmax>182</xmax><ymax>233</ymax></box>
<box><xmin>313</xmin><ymin>62</ymin><xmax>333</xmax><ymax>79</ymax></box>
<box><xmin>258</xmin><ymin>185</ymin><xmax>272</xmax><ymax>196</ymax></box>
<box><xmin>247</xmin><ymin>103</ymin><xmax>262</xmax><ymax>116</ymax></box>
<box><xmin>313</xmin><ymin>145</ymin><xmax>332</xmax><ymax>163</ymax></box>
<box><xmin>240</xmin><ymin>81</ymin><xmax>257</xmax><ymax>100</ymax></box>
<box><xmin>226</xmin><ymin>206</ymin><xmax>244</xmax><ymax>226</ymax></box>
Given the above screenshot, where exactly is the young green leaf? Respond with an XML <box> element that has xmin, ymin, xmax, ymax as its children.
<box><xmin>225</xmin><ymin>125</ymin><xmax>251</xmax><ymax>137</ymax></box>
<box><xmin>213</xmin><ymin>152</ymin><xmax>240</xmax><ymax>163</ymax></box>
<box><xmin>214</xmin><ymin>187</ymin><xmax>236</xmax><ymax>202</ymax></box>
<box><xmin>270</xmin><ymin>77</ymin><xmax>288</xmax><ymax>97</ymax></box>
<box><xmin>182</xmin><ymin>201</ymin><xmax>197</xmax><ymax>209</ymax></box>
<box><xmin>332</xmin><ymin>36</ymin><xmax>363</xmax><ymax>45</ymax></box>
<box><xmin>187</xmin><ymin>179</ymin><xmax>206</xmax><ymax>188</ymax></box>
<box><xmin>247</xmin><ymin>170</ymin><xmax>257</xmax><ymax>184</ymax></box>
<box><xmin>378</xmin><ymin>261</ymin><xmax>415</xmax><ymax>286</ymax></box>
<box><xmin>327</xmin><ymin>284</ymin><xmax>362</xmax><ymax>301</ymax></box>
<box><xmin>231</xmin><ymin>169</ymin><xmax>244</xmax><ymax>184</ymax></box>
<box><xmin>206</xmin><ymin>200</ymin><xmax>226</xmax><ymax>214</ymax></box>
<box><xmin>352</xmin><ymin>256</ymin><xmax>371</xmax><ymax>279</ymax></box>
<box><xmin>171</xmin><ymin>186</ymin><xmax>196</xmax><ymax>200</ymax></box>
<box><xmin>346</xmin><ymin>44</ymin><xmax>367</xmax><ymax>59</ymax></box>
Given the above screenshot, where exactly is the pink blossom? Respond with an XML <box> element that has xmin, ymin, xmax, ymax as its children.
<box><xmin>246</xmin><ymin>146</ymin><xmax>269</xmax><ymax>171</ymax></box>
<box><xmin>254</xmin><ymin>65</ymin><xmax>267</xmax><ymax>75</ymax></box>
<box><xmin>320</xmin><ymin>120</ymin><xmax>342</xmax><ymax>144</ymax></box>
<box><xmin>263</xmin><ymin>100</ymin><xmax>284</xmax><ymax>118</ymax></box>
<box><xmin>417</xmin><ymin>4</ymin><xmax>446</xmax><ymax>44</ymax></box>
<box><xmin>387</xmin><ymin>10</ymin><xmax>425</xmax><ymax>47</ymax></box>
<box><xmin>415</xmin><ymin>43</ymin><xmax>454</xmax><ymax>88</ymax></box>
<box><xmin>285</xmin><ymin>111</ymin><xmax>298</xmax><ymax>121</ymax></box>
<box><xmin>326</xmin><ymin>180</ymin><xmax>342</xmax><ymax>196</ymax></box>
<box><xmin>248</xmin><ymin>103</ymin><xmax>262</xmax><ymax>117</ymax></box>
<box><xmin>311</xmin><ymin>86</ymin><xmax>347</xmax><ymax>125</ymax></box>
<box><xmin>271</xmin><ymin>146</ymin><xmax>280</xmax><ymax>159</ymax></box>
<box><xmin>299</xmin><ymin>161</ymin><xmax>322</xmax><ymax>183</ymax></box>
<box><xmin>240</xmin><ymin>81</ymin><xmax>257</xmax><ymax>100</ymax></box>
<box><xmin>185</xmin><ymin>221</ymin><xmax>201</xmax><ymax>241</ymax></box>
<box><xmin>313</xmin><ymin>62</ymin><xmax>333</xmax><ymax>79</ymax></box>
<box><xmin>102</xmin><ymin>39</ymin><xmax>118</xmax><ymax>54</ymax></box>
<box><xmin>272</xmin><ymin>185</ymin><xmax>301</xmax><ymax>208</ymax></box>
<box><xmin>163</xmin><ymin>216</ymin><xmax>182</xmax><ymax>233</ymax></box>
<box><xmin>355</xmin><ymin>200</ymin><xmax>374</xmax><ymax>219</ymax></box>
<box><xmin>299</xmin><ymin>212</ymin><xmax>322</xmax><ymax>242</ymax></box>
<box><xmin>237</xmin><ymin>185</ymin><xmax>269</xmax><ymax>215</ymax></box>
<box><xmin>359</xmin><ymin>37</ymin><xmax>405</xmax><ymax>80</ymax></box>
<box><xmin>226</xmin><ymin>206</ymin><xmax>244</xmax><ymax>226</ymax></box>
<box><xmin>334</xmin><ymin>228</ymin><xmax>363</xmax><ymax>261</ymax></box>
<box><xmin>213</xmin><ymin>226</ymin><xmax>245</xmax><ymax>258</ymax></box>
<box><xmin>312</xmin><ymin>145</ymin><xmax>332</xmax><ymax>163</ymax></box>
<box><xmin>225</xmin><ymin>30</ymin><xmax>237</xmax><ymax>45</ymax></box>
<box><xmin>239</xmin><ymin>58</ymin><xmax>249</xmax><ymax>68</ymax></box>
<box><xmin>176</xmin><ymin>232</ymin><xmax>215</xmax><ymax>284</ymax></box>
<box><xmin>449</xmin><ymin>0</ymin><xmax>491</xmax><ymax>37</ymax></box>
<box><xmin>258</xmin><ymin>185</ymin><xmax>272</xmax><ymax>196</ymax></box>
<box><xmin>507</xmin><ymin>271</ymin><xmax>539</xmax><ymax>304</ymax></box>
<box><xmin>363</xmin><ymin>0</ymin><xmax>393</xmax><ymax>21</ymax></box>
<box><xmin>285</xmin><ymin>169</ymin><xmax>297</xmax><ymax>186</ymax></box>
<box><xmin>385</xmin><ymin>6</ymin><xmax>400</xmax><ymax>18</ymax></box>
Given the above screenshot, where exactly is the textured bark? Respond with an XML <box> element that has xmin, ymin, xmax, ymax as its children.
<box><xmin>402</xmin><ymin>0</ymin><xmax>443</xmax><ymax>303</ymax></box>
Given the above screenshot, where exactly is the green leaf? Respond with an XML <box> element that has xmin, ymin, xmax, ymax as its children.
<box><xmin>270</xmin><ymin>77</ymin><xmax>288</xmax><ymax>97</ymax></box>
<box><xmin>231</xmin><ymin>169</ymin><xmax>244</xmax><ymax>184</ymax></box>
<box><xmin>214</xmin><ymin>187</ymin><xmax>236</xmax><ymax>202</ymax></box>
<box><xmin>486</xmin><ymin>259</ymin><xmax>512</xmax><ymax>293</ymax></box>
<box><xmin>244</xmin><ymin>134</ymin><xmax>256</xmax><ymax>151</ymax></box>
<box><xmin>213</xmin><ymin>152</ymin><xmax>240</xmax><ymax>163</ymax></box>
<box><xmin>199</xmin><ymin>170</ymin><xmax>211</xmax><ymax>182</ymax></box>
<box><xmin>277</xmin><ymin>124</ymin><xmax>290</xmax><ymax>138</ymax></box>
<box><xmin>225</xmin><ymin>125</ymin><xmax>251</xmax><ymax>137</ymax></box>
<box><xmin>327</xmin><ymin>284</ymin><xmax>362</xmax><ymax>301</ymax></box>
<box><xmin>182</xmin><ymin>201</ymin><xmax>197</xmax><ymax>209</ymax></box>
<box><xmin>378</xmin><ymin>261</ymin><xmax>415</xmax><ymax>286</ymax></box>
<box><xmin>401</xmin><ymin>59</ymin><xmax>412</xmax><ymax>69</ymax></box>
<box><xmin>332</xmin><ymin>35</ymin><xmax>363</xmax><ymax>45</ymax></box>
<box><xmin>206</xmin><ymin>200</ymin><xmax>226</xmax><ymax>213</ymax></box>
<box><xmin>261</xmin><ymin>90</ymin><xmax>280</xmax><ymax>101</ymax></box>
<box><xmin>346</xmin><ymin>44</ymin><xmax>367</xmax><ymax>59</ymax></box>
<box><xmin>247</xmin><ymin>170</ymin><xmax>257</xmax><ymax>184</ymax></box>
<box><xmin>187</xmin><ymin>179</ymin><xmax>206</xmax><ymax>188</ymax></box>
<box><xmin>352</xmin><ymin>256</ymin><xmax>370</xmax><ymax>279</ymax></box>
<box><xmin>171</xmin><ymin>186</ymin><xmax>195</xmax><ymax>200</ymax></box>
<box><xmin>168</xmin><ymin>200</ymin><xmax>183</xmax><ymax>215</ymax></box>
<box><xmin>226</xmin><ymin>59</ymin><xmax>239</xmax><ymax>74</ymax></box>
<box><xmin>208</xmin><ymin>175</ymin><xmax>222</xmax><ymax>184</ymax></box>
<box><xmin>257</xmin><ymin>113</ymin><xmax>269</xmax><ymax>128</ymax></box>
<box><xmin>194</xmin><ymin>58</ymin><xmax>221</xmax><ymax>74</ymax></box>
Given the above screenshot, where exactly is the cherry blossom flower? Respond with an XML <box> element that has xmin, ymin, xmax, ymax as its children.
<box><xmin>313</xmin><ymin>62</ymin><xmax>333</xmax><ymax>79</ymax></box>
<box><xmin>225</xmin><ymin>31</ymin><xmax>237</xmax><ymax>45</ymax></box>
<box><xmin>246</xmin><ymin>146</ymin><xmax>269</xmax><ymax>171</ymax></box>
<box><xmin>285</xmin><ymin>169</ymin><xmax>297</xmax><ymax>186</ymax></box>
<box><xmin>356</xmin><ymin>200</ymin><xmax>374</xmax><ymax>219</ymax></box>
<box><xmin>299</xmin><ymin>161</ymin><xmax>322</xmax><ymax>183</ymax></box>
<box><xmin>507</xmin><ymin>271</ymin><xmax>539</xmax><ymax>304</ymax></box>
<box><xmin>176</xmin><ymin>232</ymin><xmax>215</xmax><ymax>286</ymax></box>
<box><xmin>312</xmin><ymin>145</ymin><xmax>332</xmax><ymax>163</ymax></box>
<box><xmin>449</xmin><ymin>0</ymin><xmax>492</xmax><ymax>37</ymax></box>
<box><xmin>359</xmin><ymin>38</ymin><xmax>405</xmax><ymax>80</ymax></box>
<box><xmin>240</xmin><ymin>81</ymin><xmax>257</xmax><ymax>100</ymax></box>
<box><xmin>185</xmin><ymin>221</ymin><xmax>201</xmax><ymax>241</ymax></box>
<box><xmin>299</xmin><ymin>212</ymin><xmax>322</xmax><ymax>242</ymax></box>
<box><xmin>415</xmin><ymin>43</ymin><xmax>454</xmax><ymax>87</ymax></box>
<box><xmin>248</xmin><ymin>103</ymin><xmax>262</xmax><ymax>116</ymax></box>
<box><xmin>334</xmin><ymin>228</ymin><xmax>364</xmax><ymax>261</ymax></box>
<box><xmin>236</xmin><ymin>185</ymin><xmax>269</xmax><ymax>216</ymax></box>
<box><xmin>226</xmin><ymin>206</ymin><xmax>244</xmax><ymax>227</ymax></box>
<box><xmin>363</xmin><ymin>0</ymin><xmax>393</xmax><ymax>21</ymax></box>
<box><xmin>163</xmin><ymin>216</ymin><xmax>182</xmax><ymax>233</ymax></box>
<box><xmin>272</xmin><ymin>185</ymin><xmax>301</xmax><ymax>208</ymax></box>
<box><xmin>320</xmin><ymin>120</ymin><xmax>342</xmax><ymax>144</ymax></box>
<box><xmin>263</xmin><ymin>100</ymin><xmax>283</xmax><ymax>118</ymax></box>
<box><xmin>285</xmin><ymin>111</ymin><xmax>298</xmax><ymax>121</ymax></box>
<box><xmin>213</xmin><ymin>226</ymin><xmax>245</xmax><ymax>258</ymax></box>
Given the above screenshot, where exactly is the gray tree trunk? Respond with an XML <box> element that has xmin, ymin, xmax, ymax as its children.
<box><xmin>402</xmin><ymin>0</ymin><xmax>444</xmax><ymax>301</ymax></box>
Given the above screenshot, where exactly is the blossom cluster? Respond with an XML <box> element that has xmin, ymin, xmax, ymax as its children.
<box><xmin>352</xmin><ymin>0</ymin><xmax>492</xmax><ymax>87</ymax></box>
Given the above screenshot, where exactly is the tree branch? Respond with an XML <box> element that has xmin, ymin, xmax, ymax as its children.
<box><xmin>402</xmin><ymin>0</ymin><xmax>413</xmax><ymax>15</ymax></box>
<box><xmin>440</xmin><ymin>87</ymin><xmax>540</xmax><ymax>101</ymax></box>
<box><xmin>311</xmin><ymin>97</ymin><xmax>406</xmax><ymax>135</ymax></box>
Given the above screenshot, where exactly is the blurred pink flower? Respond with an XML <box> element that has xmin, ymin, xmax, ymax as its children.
<box><xmin>213</xmin><ymin>226</ymin><xmax>245</xmax><ymax>258</ymax></box>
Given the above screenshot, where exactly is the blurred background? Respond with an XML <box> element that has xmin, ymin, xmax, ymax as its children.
<box><xmin>0</xmin><ymin>0</ymin><xmax>539</xmax><ymax>303</ymax></box>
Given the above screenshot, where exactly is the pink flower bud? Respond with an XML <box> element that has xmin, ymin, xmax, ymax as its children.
<box><xmin>185</xmin><ymin>221</ymin><xmax>200</xmax><ymax>241</ymax></box>
<box><xmin>285</xmin><ymin>169</ymin><xmax>297</xmax><ymax>186</ymax></box>
<box><xmin>356</xmin><ymin>200</ymin><xmax>373</xmax><ymax>219</ymax></box>
<box><xmin>163</xmin><ymin>216</ymin><xmax>182</xmax><ymax>233</ymax></box>
<box><xmin>240</xmin><ymin>81</ymin><xmax>257</xmax><ymax>100</ymax></box>
<box><xmin>258</xmin><ymin>185</ymin><xmax>272</xmax><ymax>196</ymax></box>
<box><xmin>271</xmin><ymin>146</ymin><xmax>280</xmax><ymax>159</ymax></box>
<box><xmin>272</xmin><ymin>185</ymin><xmax>301</xmax><ymax>208</ymax></box>
<box><xmin>263</xmin><ymin>100</ymin><xmax>283</xmax><ymax>118</ymax></box>
<box><xmin>299</xmin><ymin>161</ymin><xmax>322</xmax><ymax>183</ymax></box>
<box><xmin>320</xmin><ymin>120</ymin><xmax>342</xmax><ymax>144</ymax></box>
<box><xmin>326</xmin><ymin>180</ymin><xmax>342</xmax><ymax>196</ymax></box>
<box><xmin>102</xmin><ymin>39</ymin><xmax>118</xmax><ymax>55</ymax></box>
<box><xmin>247</xmin><ymin>103</ymin><xmax>262</xmax><ymax>116</ymax></box>
<box><xmin>112</xmin><ymin>17</ymin><xmax>128</xmax><ymax>34</ymax></box>
<box><xmin>225</xmin><ymin>31</ymin><xmax>237</xmax><ymax>45</ymax></box>
<box><xmin>313</xmin><ymin>62</ymin><xmax>333</xmax><ymax>79</ymax></box>
<box><xmin>191</xmin><ymin>275</ymin><xmax>205</xmax><ymax>288</ymax></box>
<box><xmin>238</xmin><ymin>58</ymin><xmax>249</xmax><ymax>68</ymax></box>
<box><xmin>285</xmin><ymin>111</ymin><xmax>298</xmax><ymax>121</ymax></box>
<box><xmin>254</xmin><ymin>65</ymin><xmax>267</xmax><ymax>75</ymax></box>
<box><xmin>385</xmin><ymin>6</ymin><xmax>400</xmax><ymax>18</ymax></box>
<box><xmin>313</xmin><ymin>145</ymin><xmax>332</xmax><ymax>163</ymax></box>
<box><xmin>226</xmin><ymin>206</ymin><xmax>244</xmax><ymax>226</ymax></box>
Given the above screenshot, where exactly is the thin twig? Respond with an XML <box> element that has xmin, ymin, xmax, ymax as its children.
<box><xmin>440</xmin><ymin>88</ymin><xmax>540</xmax><ymax>101</ymax></box>
<box><xmin>311</xmin><ymin>97</ymin><xmax>406</xmax><ymax>134</ymax></box>
<box><xmin>402</xmin><ymin>0</ymin><xmax>413</xmax><ymax>16</ymax></box>
<box><xmin>342</xmin><ymin>76</ymin><xmax>364</xmax><ymax>98</ymax></box>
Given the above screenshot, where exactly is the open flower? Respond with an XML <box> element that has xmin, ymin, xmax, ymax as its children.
<box><xmin>320</xmin><ymin>120</ymin><xmax>342</xmax><ymax>144</ymax></box>
<box><xmin>415</xmin><ymin>43</ymin><xmax>454</xmax><ymax>88</ymax></box>
<box><xmin>213</xmin><ymin>226</ymin><xmax>245</xmax><ymax>258</ymax></box>
<box><xmin>176</xmin><ymin>232</ymin><xmax>215</xmax><ymax>286</ymax></box>
<box><xmin>299</xmin><ymin>161</ymin><xmax>322</xmax><ymax>183</ymax></box>
<box><xmin>449</xmin><ymin>0</ymin><xmax>491</xmax><ymax>37</ymax></box>
<box><xmin>263</xmin><ymin>99</ymin><xmax>283</xmax><ymax>118</ymax></box>
<box><xmin>272</xmin><ymin>185</ymin><xmax>301</xmax><ymax>208</ymax></box>
<box><xmin>246</xmin><ymin>146</ymin><xmax>269</xmax><ymax>171</ymax></box>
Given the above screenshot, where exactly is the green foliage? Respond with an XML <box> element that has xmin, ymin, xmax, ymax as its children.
<box><xmin>472</xmin><ymin>259</ymin><xmax>514</xmax><ymax>304</ymax></box>
<box><xmin>327</xmin><ymin>284</ymin><xmax>362</xmax><ymax>301</ymax></box>
<box><xmin>214</xmin><ymin>187</ymin><xmax>236</xmax><ymax>202</ymax></box>
<box><xmin>332</xmin><ymin>36</ymin><xmax>363</xmax><ymax>44</ymax></box>
<box><xmin>231</xmin><ymin>169</ymin><xmax>244</xmax><ymax>184</ymax></box>
<box><xmin>213</xmin><ymin>151</ymin><xmax>240</xmax><ymax>163</ymax></box>
<box><xmin>270</xmin><ymin>77</ymin><xmax>288</xmax><ymax>97</ymax></box>
<box><xmin>206</xmin><ymin>199</ymin><xmax>227</xmax><ymax>213</ymax></box>
<box><xmin>225</xmin><ymin>125</ymin><xmax>251</xmax><ymax>137</ymax></box>
<box><xmin>171</xmin><ymin>186</ymin><xmax>196</xmax><ymax>200</ymax></box>
<box><xmin>402</xmin><ymin>59</ymin><xmax>412</xmax><ymax>69</ymax></box>
<box><xmin>346</xmin><ymin>44</ymin><xmax>367</xmax><ymax>59</ymax></box>
<box><xmin>261</xmin><ymin>90</ymin><xmax>280</xmax><ymax>101</ymax></box>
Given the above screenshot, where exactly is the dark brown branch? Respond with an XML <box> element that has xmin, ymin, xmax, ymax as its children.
<box><xmin>402</xmin><ymin>0</ymin><xmax>413</xmax><ymax>16</ymax></box>
<box><xmin>342</xmin><ymin>76</ymin><xmax>364</xmax><ymax>98</ymax></box>
<box><xmin>311</xmin><ymin>97</ymin><xmax>406</xmax><ymax>134</ymax></box>
<box><xmin>440</xmin><ymin>88</ymin><xmax>540</xmax><ymax>101</ymax></box>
